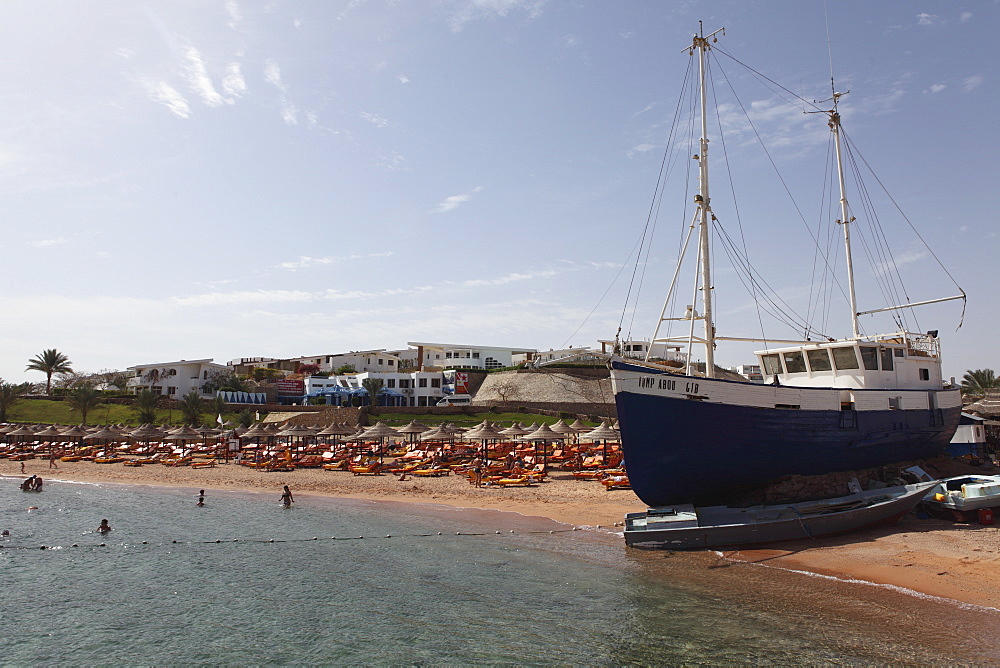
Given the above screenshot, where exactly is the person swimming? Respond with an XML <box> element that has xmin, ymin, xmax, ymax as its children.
<box><xmin>97</xmin><ymin>519</ymin><xmax>112</xmax><ymax>534</ymax></box>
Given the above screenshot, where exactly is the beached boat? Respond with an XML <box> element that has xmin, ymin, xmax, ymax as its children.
<box><xmin>610</xmin><ymin>26</ymin><xmax>965</xmax><ymax>507</ymax></box>
<box><xmin>921</xmin><ymin>475</ymin><xmax>1000</xmax><ymax>515</ymax></box>
<box><xmin>624</xmin><ymin>482</ymin><xmax>933</xmax><ymax>550</ymax></box>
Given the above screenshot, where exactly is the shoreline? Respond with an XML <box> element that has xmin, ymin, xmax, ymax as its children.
<box><xmin>8</xmin><ymin>458</ymin><xmax>1000</xmax><ymax>610</ymax></box>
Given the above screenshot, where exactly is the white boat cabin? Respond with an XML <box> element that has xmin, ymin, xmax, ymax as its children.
<box><xmin>755</xmin><ymin>331</ymin><xmax>944</xmax><ymax>391</ymax></box>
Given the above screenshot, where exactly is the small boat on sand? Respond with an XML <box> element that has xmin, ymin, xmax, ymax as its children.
<box><xmin>624</xmin><ymin>482</ymin><xmax>933</xmax><ymax>550</ymax></box>
<box><xmin>921</xmin><ymin>475</ymin><xmax>1000</xmax><ymax>516</ymax></box>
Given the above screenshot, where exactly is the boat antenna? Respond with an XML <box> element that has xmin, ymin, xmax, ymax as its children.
<box><xmin>689</xmin><ymin>22</ymin><xmax>724</xmax><ymax>376</ymax></box>
<box><xmin>809</xmin><ymin>12</ymin><xmax>859</xmax><ymax>339</ymax></box>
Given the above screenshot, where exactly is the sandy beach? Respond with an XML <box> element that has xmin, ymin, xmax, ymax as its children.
<box><xmin>8</xmin><ymin>457</ymin><xmax>1000</xmax><ymax>610</ymax></box>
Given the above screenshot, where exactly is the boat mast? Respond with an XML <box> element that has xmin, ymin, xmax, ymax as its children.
<box><xmin>828</xmin><ymin>89</ymin><xmax>860</xmax><ymax>338</ymax></box>
<box><xmin>692</xmin><ymin>24</ymin><xmax>722</xmax><ymax>377</ymax></box>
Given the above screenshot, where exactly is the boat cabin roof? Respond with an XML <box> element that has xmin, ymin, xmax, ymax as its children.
<box><xmin>752</xmin><ymin>332</ymin><xmax>943</xmax><ymax>390</ymax></box>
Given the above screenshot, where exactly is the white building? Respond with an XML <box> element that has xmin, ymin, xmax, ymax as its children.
<box><xmin>407</xmin><ymin>342</ymin><xmax>536</xmax><ymax>370</ymax></box>
<box><xmin>598</xmin><ymin>339</ymin><xmax>687</xmax><ymax>362</ymax></box>
<box><xmin>231</xmin><ymin>350</ymin><xmax>405</xmax><ymax>375</ymax></box>
<box><xmin>127</xmin><ymin>359</ymin><xmax>228</xmax><ymax>398</ymax></box>
<box><xmin>734</xmin><ymin>364</ymin><xmax>764</xmax><ymax>383</ymax></box>
<box><xmin>303</xmin><ymin>370</ymin><xmax>446</xmax><ymax>407</ymax></box>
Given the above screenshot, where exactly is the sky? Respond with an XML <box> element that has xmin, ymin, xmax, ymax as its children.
<box><xmin>0</xmin><ymin>0</ymin><xmax>997</xmax><ymax>385</ymax></box>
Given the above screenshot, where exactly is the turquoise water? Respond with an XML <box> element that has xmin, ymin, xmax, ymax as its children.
<box><xmin>2</xmin><ymin>477</ymin><xmax>998</xmax><ymax>664</ymax></box>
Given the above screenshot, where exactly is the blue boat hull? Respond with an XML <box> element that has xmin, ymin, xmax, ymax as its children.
<box><xmin>615</xmin><ymin>383</ymin><xmax>961</xmax><ymax>506</ymax></box>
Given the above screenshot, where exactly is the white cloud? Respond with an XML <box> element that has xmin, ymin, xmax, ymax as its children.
<box><xmin>960</xmin><ymin>12</ymin><xmax>972</xmax><ymax>23</ymax></box>
<box><xmin>144</xmin><ymin>80</ymin><xmax>191</xmax><ymax>118</ymax></box>
<box><xmin>916</xmin><ymin>13</ymin><xmax>938</xmax><ymax>26</ymax></box>
<box><xmin>447</xmin><ymin>0</ymin><xmax>546</xmax><ymax>32</ymax></box>
<box><xmin>431</xmin><ymin>186</ymin><xmax>483</xmax><ymax>213</ymax></box>
<box><xmin>223</xmin><ymin>62</ymin><xmax>247</xmax><ymax>97</ymax></box>
<box><xmin>182</xmin><ymin>46</ymin><xmax>224</xmax><ymax>107</ymax></box>
<box><xmin>225</xmin><ymin>0</ymin><xmax>242</xmax><ymax>28</ymax></box>
<box><xmin>273</xmin><ymin>252</ymin><xmax>394</xmax><ymax>271</ymax></box>
<box><xmin>627</xmin><ymin>143</ymin><xmax>657</xmax><ymax>158</ymax></box>
<box><xmin>361</xmin><ymin>111</ymin><xmax>389</xmax><ymax>128</ymax></box>
<box><xmin>398</xmin><ymin>74</ymin><xmax>410</xmax><ymax>84</ymax></box>
<box><xmin>376</xmin><ymin>151</ymin><xmax>406</xmax><ymax>171</ymax></box>
<box><xmin>460</xmin><ymin>270</ymin><xmax>557</xmax><ymax>287</ymax></box>
<box><xmin>280</xmin><ymin>103</ymin><xmax>299</xmax><ymax>125</ymax></box>
<box><xmin>929</xmin><ymin>83</ymin><xmax>946</xmax><ymax>93</ymax></box>
<box><xmin>171</xmin><ymin>289</ymin><xmax>315</xmax><ymax>307</ymax></box>
<box><xmin>962</xmin><ymin>75</ymin><xmax>984</xmax><ymax>92</ymax></box>
<box><xmin>263</xmin><ymin>60</ymin><xmax>286</xmax><ymax>91</ymax></box>
<box><xmin>31</xmin><ymin>236</ymin><xmax>68</xmax><ymax>248</ymax></box>
<box><xmin>630</xmin><ymin>102</ymin><xmax>656</xmax><ymax>119</ymax></box>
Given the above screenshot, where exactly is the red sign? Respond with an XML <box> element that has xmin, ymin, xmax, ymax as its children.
<box><xmin>455</xmin><ymin>372</ymin><xmax>469</xmax><ymax>394</ymax></box>
<box><xmin>276</xmin><ymin>379</ymin><xmax>304</xmax><ymax>395</ymax></box>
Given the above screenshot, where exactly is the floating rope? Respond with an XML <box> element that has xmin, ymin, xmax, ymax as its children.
<box><xmin>0</xmin><ymin>526</ymin><xmax>589</xmax><ymax>551</ymax></box>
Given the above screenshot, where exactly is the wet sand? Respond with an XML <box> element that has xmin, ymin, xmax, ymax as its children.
<box><xmin>9</xmin><ymin>457</ymin><xmax>1000</xmax><ymax>610</ymax></box>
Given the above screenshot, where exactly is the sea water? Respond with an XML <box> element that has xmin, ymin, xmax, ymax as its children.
<box><xmin>2</xmin><ymin>478</ymin><xmax>998</xmax><ymax>665</ymax></box>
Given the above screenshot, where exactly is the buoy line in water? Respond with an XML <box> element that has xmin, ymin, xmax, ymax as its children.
<box><xmin>0</xmin><ymin>526</ymin><xmax>585</xmax><ymax>551</ymax></box>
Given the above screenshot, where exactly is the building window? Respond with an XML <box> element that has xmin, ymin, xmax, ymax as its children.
<box><xmin>378</xmin><ymin>359</ymin><xmax>383</xmax><ymax>365</ymax></box>
<box><xmin>419</xmin><ymin>378</ymin><xmax>427</xmax><ymax>388</ymax></box>
<box><xmin>484</xmin><ymin>357</ymin><xmax>503</xmax><ymax>369</ymax></box>
<box><xmin>167</xmin><ymin>387</ymin><xmax>177</xmax><ymax>395</ymax></box>
<box><xmin>151</xmin><ymin>385</ymin><xmax>162</xmax><ymax>394</ymax></box>
<box><xmin>919</xmin><ymin>368</ymin><xmax>930</xmax><ymax>381</ymax></box>
<box><xmin>446</xmin><ymin>352</ymin><xmax>453</xmax><ymax>358</ymax></box>
<box><xmin>388</xmin><ymin>359</ymin><xmax>394</xmax><ymax>366</ymax></box>
<box><xmin>418</xmin><ymin>396</ymin><xmax>427</xmax><ymax>407</ymax></box>
<box><xmin>472</xmin><ymin>352</ymin><xmax>480</xmax><ymax>359</ymax></box>
<box><xmin>431</xmin><ymin>378</ymin><xmax>440</xmax><ymax>388</ymax></box>
<box><xmin>387</xmin><ymin>379</ymin><xmax>396</xmax><ymax>388</ymax></box>
<box><xmin>399</xmin><ymin>379</ymin><xmax>411</xmax><ymax>389</ymax></box>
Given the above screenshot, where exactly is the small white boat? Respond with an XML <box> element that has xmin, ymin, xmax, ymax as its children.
<box><xmin>624</xmin><ymin>482</ymin><xmax>934</xmax><ymax>550</ymax></box>
<box><xmin>921</xmin><ymin>475</ymin><xmax>1000</xmax><ymax>515</ymax></box>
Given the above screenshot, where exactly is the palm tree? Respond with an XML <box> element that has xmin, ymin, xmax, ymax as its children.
<box><xmin>361</xmin><ymin>377</ymin><xmax>384</xmax><ymax>408</ymax></box>
<box><xmin>961</xmin><ymin>369</ymin><xmax>1000</xmax><ymax>398</ymax></box>
<box><xmin>64</xmin><ymin>385</ymin><xmax>104</xmax><ymax>426</ymax></box>
<box><xmin>132</xmin><ymin>389</ymin><xmax>161</xmax><ymax>424</ymax></box>
<box><xmin>237</xmin><ymin>408</ymin><xmax>255</xmax><ymax>428</ymax></box>
<box><xmin>26</xmin><ymin>348</ymin><xmax>73</xmax><ymax>395</ymax></box>
<box><xmin>179</xmin><ymin>389</ymin><xmax>205</xmax><ymax>426</ymax></box>
<box><xmin>211</xmin><ymin>395</ymin><xmax>227</xmax><ymax>424</ymax></box>
<box><xmin>0</xmin><ymin>382</ymin><xmax>31</xmax><ymax>422</ymax></box>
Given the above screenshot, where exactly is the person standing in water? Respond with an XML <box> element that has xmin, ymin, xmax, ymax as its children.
<box><xmin>97</xmin><ymin>519</ymin><xmax>112</xmax><ymax>533</ymax></box>
<box><xmin>197</xmin><ymin>490</ymin><xmax>205</xmax><ymax>506</ymax></box>
<box><xmin>279</xmin><ymin>485</ymin><xmax>294</xmax><ymax>507</ymax></box>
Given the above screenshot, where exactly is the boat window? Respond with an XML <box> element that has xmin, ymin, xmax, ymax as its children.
<box><xmin>880</xmin><ymin>348</ymin><xmax>894</xmax><ymax>371</ymax></box>
<box><xmin>860</xmin><ymin>346</ymin><xmax>879</xmax><ymax>371</ymax></box>
<box><xmin>782</xmin><ymin>351</ymin><xmax>807</xmax><ymax>374</ymax></box>
<box><xmin>806</xmin><ymin>349</ymin><xmax>832</xmax><ymax>372</ymax></box>
<box><xmin>832</xmin><ymin>347</ymin><xmax>860</xmax><ymax>370</ymax></box>
<box><xmin>761</xmin><ymin>354</ymin><xmax>782</xmax><ymax>376</ymax></box>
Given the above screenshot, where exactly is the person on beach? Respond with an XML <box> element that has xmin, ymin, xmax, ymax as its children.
<box><xmin>97</xmin><ymin>519</ymin><xmax>112</xmax><ymax>533</ymax></box>
<box><xmin>20</xmin><ymin>462</ymin><xmax>25</xmax><ymax>474</ymax></box>
<box><xmin>197</xmin><ymin>490</ymin><xmax>205</xmax><ymax>506</ymax></box>
<box><xmin>49</xmin><ymin>452</ymin><xmax>59</xmax><ymax>469</ymax></box>
<box><xmin>32</xmin><ymin>476</ymin><xmax>42</xmax><ymax>491</ymax></box>
<box><xmin>20</xmin><ymin>477</ymin><xmax>33</xmax><ymax>491</ymax></box>
<box><xmin>280</xmin><ymin>485</ymin><xmax>294</xmax><ymax>507</ymax></box>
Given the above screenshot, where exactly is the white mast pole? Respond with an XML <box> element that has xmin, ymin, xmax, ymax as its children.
<box><xmin>693</xmin><ymin>24</ymin><xmax>722</xmax><ymax>377</ymax></box>
<box><xmin>829</xmin><ymin>92</ymin><xmax>860</xmax><ymax>338</ymax></box>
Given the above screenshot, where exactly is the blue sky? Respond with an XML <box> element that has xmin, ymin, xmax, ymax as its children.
<box><xmin>0</xmin><ymin>0</ymin><xmax>996</xmax><ymax>385</ymax></box>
